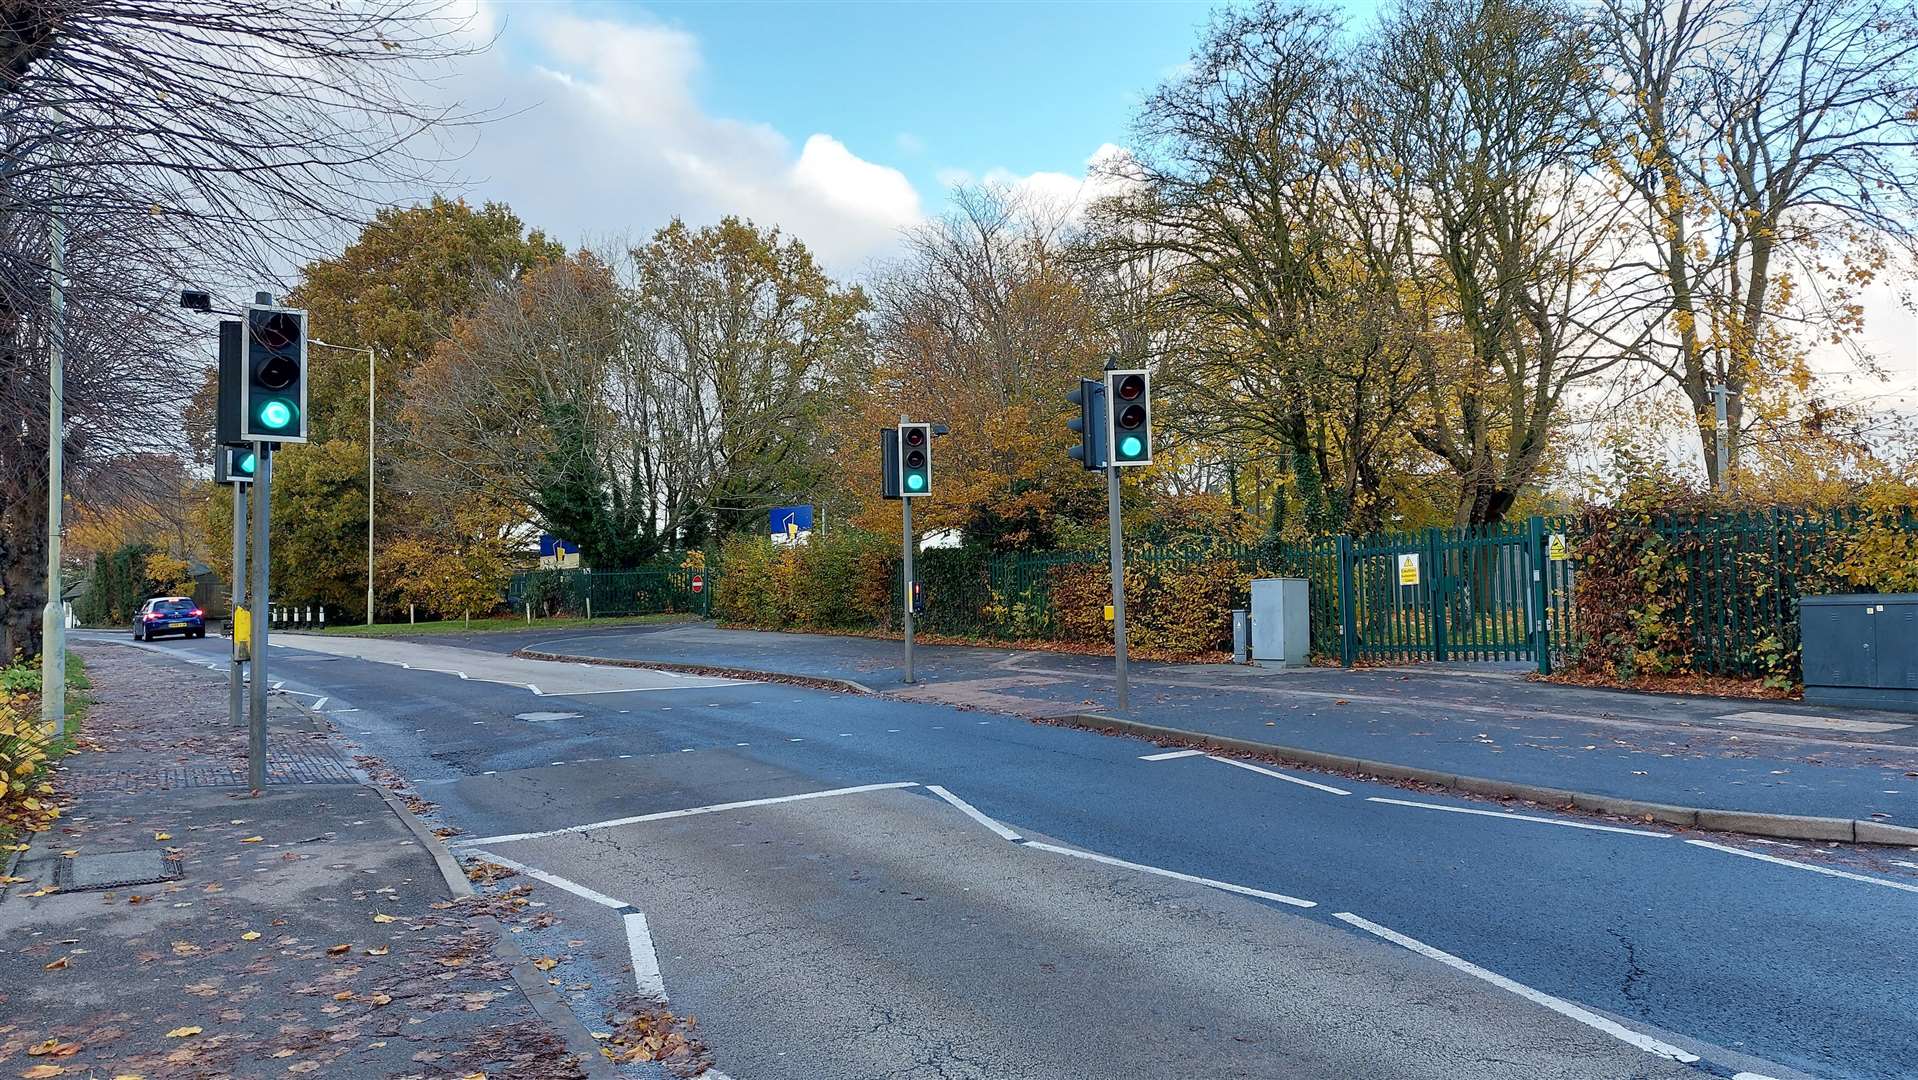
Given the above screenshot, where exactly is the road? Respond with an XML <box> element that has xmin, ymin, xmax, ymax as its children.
<box><xmin>85</xmin><ymin>627</ymin><xmax>1918</xmax><ymax>1080</ymax></box>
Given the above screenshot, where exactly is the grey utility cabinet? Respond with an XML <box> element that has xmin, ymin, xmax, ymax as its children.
<box><xmin>1800</xmin><ymin>593</ymin><xmax>1918</xmax><ymax>711</ymax></box>
<box><xmin>1250</xmin><ymin>578</ymin><xmax>1309</xmax><ymax>667</ymax></box>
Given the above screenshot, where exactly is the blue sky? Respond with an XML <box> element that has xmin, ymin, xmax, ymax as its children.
<box><xmin>451</xmin><ymin>0</ymin><xmax>1232</xmax><ymax>268</ymax></box>
<box><xmin>633</xmin><ymin>1</ymin><xmax>1210</xmax><ymax>194</ymax></box>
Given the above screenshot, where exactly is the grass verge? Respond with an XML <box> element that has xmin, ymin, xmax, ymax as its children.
<box><xmin>313</xmin><ymin>612</ymin><xmax>700</xmax><ymax>638</ymax></box>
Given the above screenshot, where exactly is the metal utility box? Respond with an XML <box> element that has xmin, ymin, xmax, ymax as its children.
<box><xmin>1250</xmin><ymin>578</ymin><xmax>1309</xmax><ymax>667</ymax></box>
<box><xmin>1800</xmin><ymin>594</ymin><xmax>1918</xmax><ymax>711</ymax></box>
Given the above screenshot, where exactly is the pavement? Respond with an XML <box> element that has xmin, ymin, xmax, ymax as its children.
<box><xmin>0</xmin><ymin>643</ymin><xmax>606</xmax><ymax>1080</ymax></box>
<box><xmin>60</xmin><ymin>626</ymin><xmax>1918</xmax><ymax>1080</ymax></box>
<box><xmin>468</xmin><ymin>622</ymin><xmax>1918</xmax><ymax>829</ymax></box>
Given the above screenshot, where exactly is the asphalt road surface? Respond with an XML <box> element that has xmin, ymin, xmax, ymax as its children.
<box><xmin>86</xmin><ymin>627</ymin><xmax>1918</xmax><ymax>1080</ymax></box>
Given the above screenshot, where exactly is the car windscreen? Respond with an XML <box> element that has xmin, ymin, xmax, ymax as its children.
<box><xmin>152</xmin><ymin>600</ymin><xmax>198</xmax><ymax>614</ymax></box>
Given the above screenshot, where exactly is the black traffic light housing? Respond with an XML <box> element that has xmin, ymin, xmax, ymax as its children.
<box><xmin>214</xmin><ymin>445</ymin><xmax>256</xmax><ymax>486</ymax></box>
<box><xmin>215</xmin><ymin>319</ymin><xmax>244</xmax><ymax>447</ymax></box>
<box><xmin>1105</xmin><ymin>368</ymin><xmax>1151</xmax><ymax>466</ymax></box>
<box><xmin>1067</xmin><ymin>377</ymin><xmax>1107</xmax><ymax>471</ymax></box>
<box><xmin>898</xmin><ymin>421</ymin><xmax>933</xmax><ymax>497</ymax></box>
<box><xmin>241</xmin><ymin>304</ymin><xmax>307</xmax><ymax>443</ymax></box>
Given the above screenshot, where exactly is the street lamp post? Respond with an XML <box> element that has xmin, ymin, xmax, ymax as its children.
<box><xmin>312</xmin><ymin>340</ymin><xmax>377</xmax><ymax>625</ymax></box>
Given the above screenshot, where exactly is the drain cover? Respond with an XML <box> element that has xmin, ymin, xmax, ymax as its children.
<box><xmin>55</xmin><ymin>849</ymin><xmax>183</xmax><ymax>891</ymax></box>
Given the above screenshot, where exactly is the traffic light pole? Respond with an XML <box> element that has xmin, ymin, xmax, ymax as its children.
<box><xmin>1107</xmin><ymin>462</ymin><xmax>1130</xmax><ymax>712</ymax></box>
<box><xmin>229</xmin><ymin>480</ymin><xmax>248</xmax><ymax>728</ymax></box>
<box><xmin>901</xmin><ymin>490</ymin><xmax>915</xmax><ymax>685</ymax></box>
<box><xmin>247</xmin><ymin>442</ymin><xmax>271</xmax><ymax>792</ymax></box>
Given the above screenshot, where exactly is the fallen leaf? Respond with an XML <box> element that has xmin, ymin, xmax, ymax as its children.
<box><xmin>333</xmin><ymin>991</ymin><xmax>354</xmax><ymax>1001</ymax></box>
<box><xmin>43</xmin><ymin>956</ymin><xmax>70</xmax><ymax>971</ymax></box>
<box><xmin>153</xmin><ymin>832</ymin><xmax>171</xmax><ymax>842</ymax></box>
<box><xmin>112</xmin><ymin>1074</ymin><xmax>145</xmax><ymax>1079</ymax></box>
<box><xmin>21</xmin><ymin>1065</ymin><xmax>65</xmax><ymax>1078</ymax></box>
<box><xmin>364</xmin><ymin>946</ymin><xmax>389</xmax><ymax>956</ymax></box>
<box><xmin>271</xmin><ymin>1049</ymin><xmax>296</xmax><ymax>1058</ymax></box>
<box><xmin>371</xmin><ymin>913</ymin><xmax>396</xmax><ymax>924</ymax></box>
<box><xmin>238</xmin><ymin>836</ymin><xmax>263</xmax><ymax>844</ymax></box>
<box><xmin>436</xmin><ymin>956</ymin><xmax>466</xmax><ymax>968</ymax></box>
<box><xmin>370</xmin><ymin>993</ymin><xmax>393</xmax><ymax>1006</ymax></box>
<box><xmin>241</xmin><ymin>931</ymin><xmax>261</xmax><ymax>942</ymax></box>
<box><xmin>163</xmin><ymin>1026</ymin><xmax>202</xmax><ymax>1039</ymax></box>
<box><xmin>27</xmin><ymin>1040</ymin><xmax>80</xmax><ymax>1058</ymax></box>
<box><xmin>532</xmin><ymin>956</ymin><xmax>558</xmax><ymax>971</ymax></box>
<box><xmin>170</xmin><ymin>942</ymin><xmax>201</xmax><ymax>957</ymax></box>
<box><xmin>326</xmin><ymin>944</ymin><xmax>351</xmax><ymax>955</ymax></box>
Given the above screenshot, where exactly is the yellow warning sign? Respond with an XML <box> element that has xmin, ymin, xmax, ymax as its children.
<box><xmin>1548</xmin><ymin>533</ymin><xmax>1568</xmax><ymax>561</ymax></box>
<box><xmin>1397</xmin><ymin>553</ymin><xmax>1420</xmax><ymax>587</ymax></box>
<box><xmin>232</xmin><ymin>606</ymin><xmax>251</xmax><ymax>650</ymax></box>
<box><xmin>1103</xmin><ymin>604</ymin><xmax>1115</xmax><ymax>622</ymax></box>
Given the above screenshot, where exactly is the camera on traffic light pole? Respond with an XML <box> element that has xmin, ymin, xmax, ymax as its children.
<box><xmin>241</xmin><ymin>304</ymin><xmax>308</xmax><ymax>444</ymax></box>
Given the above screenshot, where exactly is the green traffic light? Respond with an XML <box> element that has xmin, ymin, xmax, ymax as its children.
<box><xmin>1120</xmin><ymin>435</ymin><xmax>1144</xmax><ymax>458</ymax></box>
<box><xmin>906</xmin><ymin>473</ymin><xmax>926</xmax><ymax>491</ymax></box>
<box><xmin>239</xmin><ymin>452</ymin><xmax>256</xmax><ymax>474</ymax></box>
<box><xmin>259</xmin><ymin>400</ymin><xmax>294</xmax><ymax>430</ymax></box>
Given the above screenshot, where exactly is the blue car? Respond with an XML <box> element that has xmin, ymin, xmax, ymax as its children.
<box><xmin>134</xmin><ymin>596</ymin><xmax>205</xmax><ymax>640</ymax></box>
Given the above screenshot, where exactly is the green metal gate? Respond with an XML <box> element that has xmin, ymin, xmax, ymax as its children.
<box><xmin>1336</xmin><ymin>517</ymin><xmax>1577</xmax><ymax>671</ymax></box>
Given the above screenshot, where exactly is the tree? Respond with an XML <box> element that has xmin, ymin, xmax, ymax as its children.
<box><xmin>0</xmin><ymin>0</ymin><xmax>483</xmax><ymax>656</ymax></box>
<box><xmin>1366</xmin><ymin>0</ymin><xmax>1633</xmax><ymax>525</ymax></box>
<box><xmin>1086</xmin><ymin>4</ymin><xmax>1430</xmax><ymax>536</ymax></box>
<box><xmin>841</xmin><ymin>186</ymin><xmax>1109</xmax><ymax>550</ymax></box>
<box><xmin>1596</xmin><ymin>0</ymin><xmax>1918</xmax><ymax>486</ymax></box>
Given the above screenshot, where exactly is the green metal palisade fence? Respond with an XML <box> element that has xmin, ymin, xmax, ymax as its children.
<box><xmin>504</xmin><ymin>506</ymin><xmax>1912</xmax><ymax>678</ymax></box>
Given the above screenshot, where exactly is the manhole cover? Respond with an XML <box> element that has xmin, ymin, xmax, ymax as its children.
<box><xmin>514</xmin><ymin>711</ymin><xmax>582</xmax><ymax>722</ymax></box>
<box><xmin>56</xmin><ymin>849</ymin><xmax>183</xmax><ymax>891</ymax></box>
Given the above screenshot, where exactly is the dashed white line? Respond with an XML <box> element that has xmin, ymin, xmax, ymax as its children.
<box><xmin>311</xmin><ymin>697</ymin><xmax>328</xmax><ymax>711</ymax></box>
<box><xmin>453</xmin><ymin>782</ymin><xmax>921</xmax><ymax>847</ymax></box>
<box><xmin>1140</xmin><ymin>749</ymin><xmax>1205</xmax><ymax>761</ymax></box>
<box><xmin>1687</xmin><ymin>840</ymin><xmax>1918</xmax><ymax>893</ymax></box>
<box><xmin>925</xmin><ymin>785</ymin><xmax>1022</xmax><ymax>842</ymax></box>
<box><xmin>1894</xmin><ymin>860</ymin><xmax>1918</xmax><ymax>870</ymax></box>
<box><xmin>1333</xmin><ymin>912</ymin><xmax>1698</xmax><ymax>1063</ymax></box>
<box><xmin>525</xmin><ymin>683</ymin><xmax>542</xmax><ymax>695</ymax></box>
<box><xmin>331</xmin><ymin>708</ymin><xmax>360</xmax><ymax>714</ymax></box>
<box><xmin>1024</xmin><ymin>841</ymin><xmax>1315</xmax><ymax>909</ymax></box>
<box><xmin>1214</xmin><ymin>756</ymin><xmax>1351</xmax><ymax>796</ymax></box>
<box><xmin>1365</xmin><ymin>797</ymin><xmax>1670</xmax><ymax>837</ymax></box>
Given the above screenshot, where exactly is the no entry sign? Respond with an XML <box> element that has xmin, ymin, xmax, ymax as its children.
<box><xmin>690</xmin><ymin>574</ymin><xmax>704</xmax><ymax>594</ymax></box>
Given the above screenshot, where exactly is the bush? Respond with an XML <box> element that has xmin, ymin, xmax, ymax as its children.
<box><xmin>715</xmin><ymin>530</ymin><xmax>906</xmax><ymax>632</ymax></box>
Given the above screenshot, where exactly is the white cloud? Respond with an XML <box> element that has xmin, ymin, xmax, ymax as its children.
<box><xmin>437</xmin><ymin>7</ymin><xmax>921</xmax><ymax>270</ymax></box>
<box><xmin>939</xmin><ymin>143</ymin><xmax>1136</xmax><ymax>221</ymax></box>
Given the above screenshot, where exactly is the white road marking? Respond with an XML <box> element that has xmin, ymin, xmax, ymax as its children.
<box><xmin>1213</xmin><ymin>756</ymin><xmax>1351</xmax><ymax>796</ymax></box>
<box><xmin>471</xmin><ymin>850</ymin><xmax>670</xmax><ymax>1002</ymax></box>
<box><xmin>1139</xmin><ymin>749</ymin><xmax>1205</xmax><ymax>761</ymax></box>
<box><xmin>925</xmin><ymin>785</ymin><xmax>1022</xmax><ymax>841</ymax></box>
<box><xmin>1024</xmin><ymin>841</ymin><xmax>1315</xmax><ymax>909</ymax></box>
<box><xmin>331</xmin><ymin>708</ymin><xmax>360</xmax><ymax>714</ymax></box>
<box><xmin>1333</xmin><ymin>913</ymin><xmax>1699</xmax><ymax>1063</ymax></box>
<box><xmin>453</xmin><ymin>782</ymin><xmax>921</xmax><ymax>847</ymax></box>
<box><xmin>525</xmin><ymin>683</ymin><xmax>542</xmax><ymax>695</ymax></box>
<box><xmin>624</xmin><ymin>911</ymin><xmax>666</xmax><ymax>1001</ymax></box>
<box><xmin>456</xmin><ymin>671</ymin><xmax>468</xmax><ymax>680</ymax></box>
<box><xmin>467</xmin><ymin>850</ymin><xmax>628</xmax><ymax>909</ymax></box>
<box><xmin>1687</xmin><ymin>840</ymin><xmax>1918</xmax><ymax>894</ymax></box>
<box><xmin>311</xmin><ymin>697</ymin><xmax>328</xmax><ymax>711</ymax></box>
<box><xmin>1733</xmin><ymin>1073</ymin><xmax>1787</xmax><ymax>1080</ymax></box>
<box><xmin>1894</xmin><ymin>860</ymin><xmax>1918</xmax><ymax>870</ymax></box>
<box><xmin>1366</xmin><ymin>797</ymin><xmax>1670</xmax><ymax>837</ymax></box>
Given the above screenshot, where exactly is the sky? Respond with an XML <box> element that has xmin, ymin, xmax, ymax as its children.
<box><xmin>433</xmin><ymin>0</ymin><xmax>1914</xmax><ymax>412</ymax></box>
<box><xmin>439</xmin><ymin>0</ymin><xmax>1215</xmax><ymax>273</ymax></box>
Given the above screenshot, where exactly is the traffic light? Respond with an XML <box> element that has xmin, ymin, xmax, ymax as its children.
<box><xmin>898</xmin><ymin>422</ymin><xmax>932</xmax><ymax>496</ymax></box>
<box><xmin>1105</xmin><ymin>369</ymin><xmax>1152</xmax><ymax>466</ymax></box>
<box><xmin>241</xmin><ymin>304</ymin><xmax>307</xmax><ymax>443</ymax></box>
<box><xmin>1067</xmin><ymin>377</ymin><xmax>1106</xmax><ymax>471</ymax></box>
<box><xmin>214</xmin><ymin>446</ymin><xmax>256</xmax><ymax>485</ymax></box>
